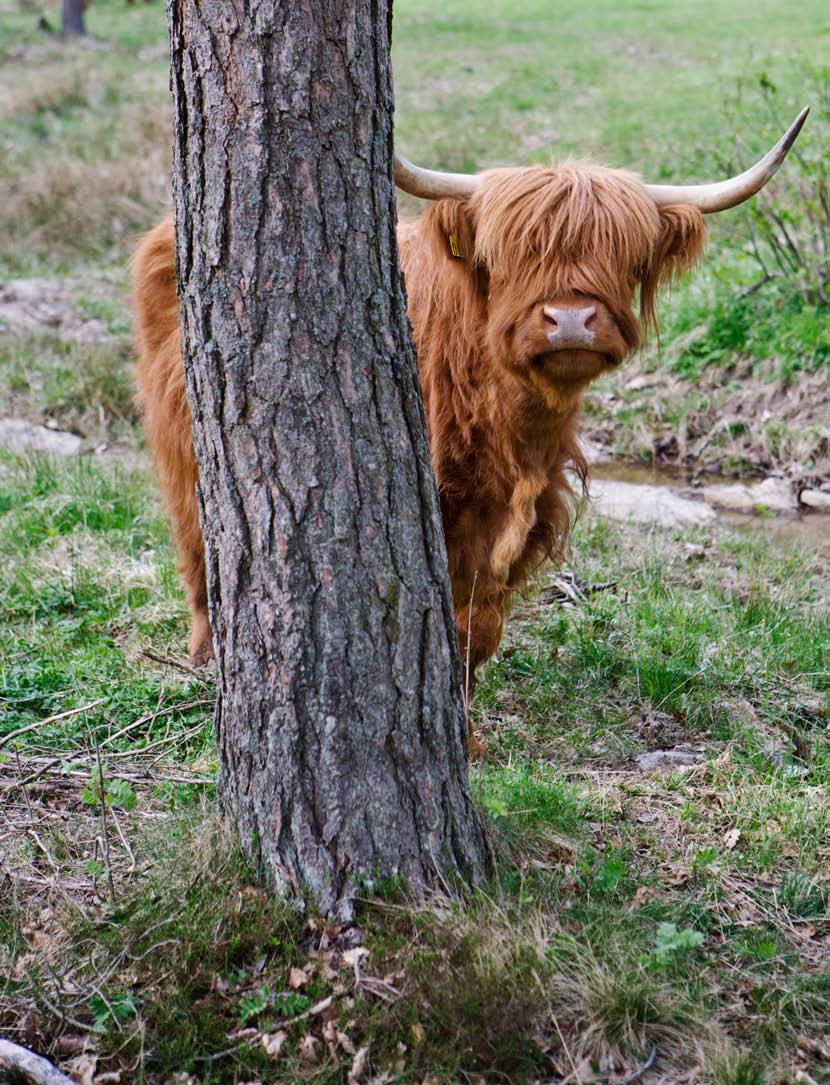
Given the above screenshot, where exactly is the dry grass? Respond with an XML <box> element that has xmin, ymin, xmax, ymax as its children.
<box><xmin>2</xmin><ymin>145</ymin><xmax>169</xmax><ymax>273</ymax></box>
<box><xmin>0</xmin><ymin>61</ymin><xmax>99</xmax><ymax>119</ymax></box>
<box><xmin>0</xmin><ymin>28</ymin><xmax>170</xmax><ymax>276</ymax></box>
<box><xmin>551</xmin><ymin>939</ymin><xmax>697</xmax><ymax>1065</ymax></box>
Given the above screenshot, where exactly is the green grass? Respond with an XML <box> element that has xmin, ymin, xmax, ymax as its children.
<box><xmin>4</xmin><ymin>452</ymin><xmax>825</xmax><ymax>1079</ymax></box>
<box><xmin>0</xmin><ymin>454</ymin><xmax>212</xmax><ymax>757</ymax></box>
<box><xmin>1</xmin><ymin>0</ymin><xmax>829</xmax><ymax>1082</ymax></box>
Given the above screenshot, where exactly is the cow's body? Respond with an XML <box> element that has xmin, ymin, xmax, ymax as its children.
<box><xmin>397</xmin><ymin>214</ymin><xmax>587</xmax><ymax>676</ymax></box>
<box><xmin>135</xmin><ymin>163</ymin><xmax>706</xmax><ymax>736</ymax></box>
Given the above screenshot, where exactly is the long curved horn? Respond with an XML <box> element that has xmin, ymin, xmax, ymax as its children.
<box><xmin>394</xmin><ymin>152</ymin><xmax>480</xmax><ymax>200</ymax></box>
<box><xmin>645</xmin><ymin>107</ymin><xmax>809</xmax><ymax>212</ymax></box>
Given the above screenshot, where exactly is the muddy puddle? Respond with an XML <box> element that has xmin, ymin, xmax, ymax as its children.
<box><xmin>588</xmin><ymin>462</ymin><xmax>830</xmax><ymax>554</ymax></box>
<box><xmin>717</xmin><ymin>509</ymin><xmax>830</xmax><ymax>554</ymax></box>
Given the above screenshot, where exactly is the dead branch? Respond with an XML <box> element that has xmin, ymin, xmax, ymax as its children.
<box><xmin>101</xmin><ymin>697</ymin><xmax>212</xmax><ymax>748</ymax></box>
<box><xmin>0</xmin><ymin>700</ymin><xmax>107</xmax><ymax>752</ymax></box>
<box><xmin>0</xmin><ymin>1039</ymin><xmax>76</xmax><ymax>1085</ymax></box>
<box><xmin>140</xmin><ymin>649</ymin><xmax>209</xmax><ymax>679</ymax></box>
<box><xmin>92</xmin><ymin>734</ymin><xmax>116</xmax><ymax>899</ymax></box>
<box><xmin>109</xmin><ymin>806</ymin><xmax>136</xmax><ymax>876</ymax></box>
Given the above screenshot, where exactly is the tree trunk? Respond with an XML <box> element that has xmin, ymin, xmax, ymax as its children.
<box><xmin>167</xmin><ymin>0</ymin><xmax>489</xmax><ymax>917</ymax></box>
<box><xmin>61</xmin><ymin>0</ymin><xmax>85</xmax><ymax>36</ymax></box>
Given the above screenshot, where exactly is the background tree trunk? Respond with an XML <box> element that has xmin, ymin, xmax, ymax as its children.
<box><xmin>167</xmin><ymin>0</ymin><xmax>489</xmax><ymax>917</ymax></box>
<box><xmin>61</xmin><ymin>0</ymin><xmax>85</xmax><ymax>36</ymax></box>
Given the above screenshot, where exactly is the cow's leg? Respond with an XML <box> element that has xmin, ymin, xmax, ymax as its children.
<box><xmin>141</xmin><ymin>389</ymin><xmax>214</xmax><ymax>666</ymax></box>
<box><xmin>455</xmin><ymin>589</ymin><xmax>506</xmax><ymax>759</ymax></box>
<box><xmin>490</xmin><ymin>474</ymin><xmax>545</xmax><ymax>584</ymax></box>
<box><xmin>181</xmin><ymin>532</ymin><xmax>212</xmax><ymax>666</ymax></box>
<box><xmin>166</xmin><ymin>459</ymin><xmax>213</xmax><ymax>666</ymax></box>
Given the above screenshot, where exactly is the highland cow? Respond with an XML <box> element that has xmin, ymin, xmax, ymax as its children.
<box><xmin>134</xmin><ymin>111</ymin><xmax>806</xmax><ymax>747</ymax></box>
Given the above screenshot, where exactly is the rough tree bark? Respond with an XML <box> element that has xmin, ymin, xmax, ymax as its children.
<box><xmin>167</xmin><ymin>0</ymin><xmax>489</xmax><ymax>916</ymax></box>
<box><xmin>61</xmin><ymin>0</ymin><xmax>85</xmax><ymax>36</ymax></box>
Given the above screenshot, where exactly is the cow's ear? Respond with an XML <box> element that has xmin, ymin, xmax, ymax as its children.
<box><xmin>431</xmin><ymin>197</ymin><xmax>479</xmax><ymax>267</ymax></box>
<box><xmin>640</xmin><ymin>204</ymin><xmax>705</xmax><ymax>330</ymax></box>
<box><xmin>655</xmin><ymin>204</ymin><xmax>706</xmax><ymax>278</ymax></box>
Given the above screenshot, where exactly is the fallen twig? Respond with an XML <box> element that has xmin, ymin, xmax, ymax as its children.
<box><xmin>0</xmin><ymin>1038</ymin><xmax>76</xmax><ymax>1085</ymax></box>
<box><xmin>101</xmin><ymin>698</ymin><xmax>213</xmax><ymax>748</ymax></box>
<box><xmin>540</xmin><ymin>572</ymin><xmax>618</xmax><ymax>607</ymax></box>
<box><xmin>1</xmin><ymin>754</ymin><xmax>214</xmax><ymax>790</ymax></box>
<box><xmin>109</xmin><ymin>805</ymin><xmax>136</xmax><ymax>876</ymax></box>
<box><xmin>93</xmin><ymin>733</ymin><xmax>116</xmax><ymax>900</ymax></box>
<box><xmin>0</xmin><ymin>699</ymin><xmax>107</xmax><ymax>752</ymax></box>
<box><xmin>611</xmin><ymin>1044</ymin><xmax>657</xmax><ymax>1085</ymax></box>
<box><xmin>101</xmin><ymin>721</ymin><xmax>209</xmax><ymax>760</ymax></box>
<box><xmin>140</xmin><ymin>649</ymin><xmax>209</xmax><ymax>678</ymax></box>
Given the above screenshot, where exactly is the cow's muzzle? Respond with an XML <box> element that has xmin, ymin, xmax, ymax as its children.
<box><xmin>543</xmin><ymin>305</ymin><xmax>597</xmax><ymax>351</ymax></box>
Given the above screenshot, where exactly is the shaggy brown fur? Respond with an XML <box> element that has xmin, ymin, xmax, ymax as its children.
<box><xmin>134</xmin><ymin>162</ymin><xmax>705</xmax><ymax>735</ymax></box>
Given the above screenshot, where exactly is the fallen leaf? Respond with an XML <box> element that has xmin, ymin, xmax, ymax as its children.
<box><xmin>65</xmin><ymin>1053</ymin><xmax>97</xmax><ymax>1085</ymax></box>
<box><xmin>299</xmin><ymin>1033</ymin><xmax>320</xmax><ymax>1064</ymax></box>
<box><xmin>241</xmin><ymin>885</ymin><xmax>268</xmax><ymax>903</ymax></box>
<box><xmin>289</xmin><ymin>965</ymin><xmax>310</xmax><ymax>989</ymax></box>
<box><xmin>794</xmin><ymin>924</ymin><xmax>818</xmax><ymax>940</ymax></box>
<box><xmin>723</xmin><ymin>827</ymin><xmax>741</xmax><ymax>850</ymax></box>
<box><xmin>261</xmin><ymin>1030</ymin><xmax>287</xmax><ymax>1059</ymax></box>
<box><xmin>337</xmin><ymin>1029</ymin><xmax>357</xmax><ymax>1055</ymax></box>
<box><xmin>665</xmin><ymin>865</ymin><xmax>690</xmax><ymax>887</ymax></box>
<box><xmin>322</xmin><ymin>1018</ymin><xmax>339</xmax><ymax>1056</ymax></box>
<box><xmin>55</xmin><ymin>1035</ymin><xmax>90</xmax><ymax>1056</ymax></box>
<box><xmin>348</xmin><ymin>1046</ymin><xmax>370</xmax><ymax>1083</ymax></box>
<box><xmin>22</xmin><ymin>921</ymin><xmax>52</xmax><ymax>950</ymax></box>
<box><xmin>342</xmin><ymin>946</ymin><xmax>369</xmax><ymax>969</ymax></box>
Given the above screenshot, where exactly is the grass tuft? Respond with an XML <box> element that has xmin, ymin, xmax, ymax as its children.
<box><xmin>552</xmin><ymin>937</ymin><xmax>697</xmax><ymax>1062</ymax></box>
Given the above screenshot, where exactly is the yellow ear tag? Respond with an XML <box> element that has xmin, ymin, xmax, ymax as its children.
<box><xmin>448</xmin><ymin>234</ymin><xmax>464</xmax><ymax>259</ymax></box>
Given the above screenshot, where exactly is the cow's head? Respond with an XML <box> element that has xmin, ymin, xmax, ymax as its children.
<box><xmin>396</xmin><ymin>109</ymin><xmax>807</xmax><ymax>409</ymax></box>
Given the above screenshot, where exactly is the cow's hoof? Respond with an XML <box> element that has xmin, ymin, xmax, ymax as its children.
<box><xmin>188</xmin><ymin>636</ymin><xmax>214</xmax><ymax>668</ymax></box>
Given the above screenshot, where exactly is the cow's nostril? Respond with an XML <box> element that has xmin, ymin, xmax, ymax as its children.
<box><xmin>542</xmin><ymin>307</ymin><xmax>558</xmax><ymax>329</ymax></box>
<box><xmin>585</xmin><ymin>310</ymin><xmax>597</xmax><ymax>331</ymax></box>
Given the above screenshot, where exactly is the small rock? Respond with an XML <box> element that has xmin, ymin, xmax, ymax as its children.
<box><xmin>702</xmin><ymin>476</ymin><xmax>795</xmax><ymax>514</ymax></box>
<box><xmin>0</xmin><ymin>417</ymin><xmax>81</xmax><ymax>455</ymax></box>
<box><xmin>746</xmin><ymin>476</ymin><xmax>796</xmax><ymax>512</ymax></box>
<box><xmin>635</xmin><ymin>749</ymin><xmax>703</xmax><ymax>772</ymax></box>
<box><xmin>800</xmin><ymin>489</ymin><xmax>830</xmax><ymax>511</ymax></box>
<box><xmin>589</xmin><ymin>480</ymin><xmax>716</xmax><ymax>527</ymax></box>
